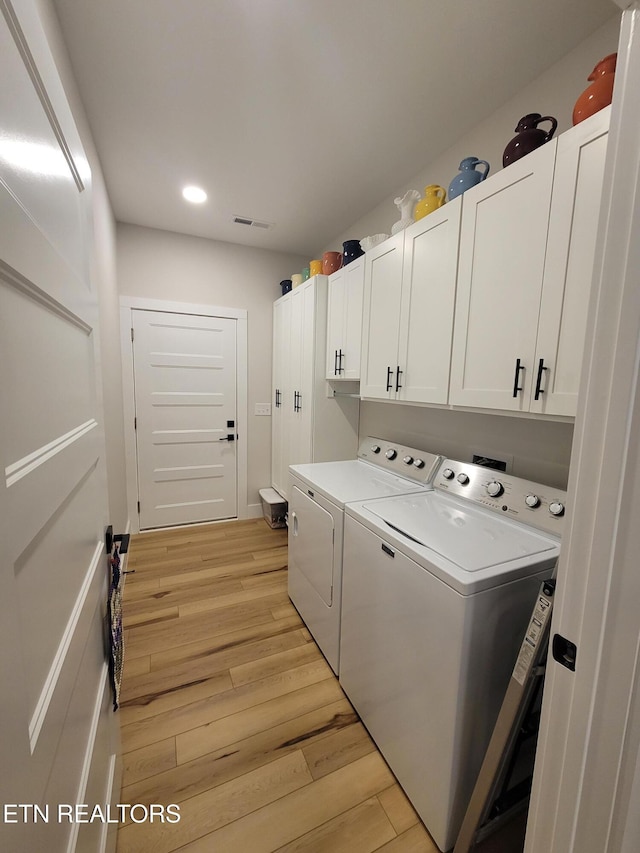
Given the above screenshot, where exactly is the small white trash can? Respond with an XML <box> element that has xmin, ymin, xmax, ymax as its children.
<box><xmin>259</xmin><ymin>487</ymin><xmax>287</xmax><ymax>529</ymax></box>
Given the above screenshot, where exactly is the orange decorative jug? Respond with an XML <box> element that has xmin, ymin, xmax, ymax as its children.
<box><xmin>573</xmin><ymin>53</ymin><xmax>617</xmax><ymax>126</ymax></box>
<box><xmin>414</xmin><ymin>185</ymin><xmax>446</xmax><ymax>221</ymax></box>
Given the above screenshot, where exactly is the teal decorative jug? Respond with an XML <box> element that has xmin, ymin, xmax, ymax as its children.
<box><xmin>447</xmin><ymin>157</ymin><xmax>490</xmax><ymax>201</ymax></box>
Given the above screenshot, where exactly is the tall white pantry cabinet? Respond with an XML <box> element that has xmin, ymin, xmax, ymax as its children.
<box><xmin>271</xmin><ymin>275</ymin><xmax>359</xmax><ymax>499</ymax></box>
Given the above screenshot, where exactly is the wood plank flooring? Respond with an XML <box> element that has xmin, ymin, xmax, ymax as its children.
<box><xmin>116</xmin><ymin>518</ymin><xmax>525</xmax><ymax>853</ymax></box>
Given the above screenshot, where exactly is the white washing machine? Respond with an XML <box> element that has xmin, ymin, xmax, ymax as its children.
<box><xmin>288</xmin><ymin>436</ymin><xmax>441</xmax><ymax>674</ymax></box>
<box><xmin>340</xmin><ymin>458</ymin><xmax>567</xmax><ymax>852</ymax></box>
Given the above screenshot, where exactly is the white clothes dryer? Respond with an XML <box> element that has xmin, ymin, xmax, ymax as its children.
<box><xmin>288</xmin><ymin>436</ymin><xmax>441</xmax><ymax>674</ymax></box>
<box><xmin>339</xmin><ymin>458</ymin><xmax>568</xmax><ymax>852</ymax></box>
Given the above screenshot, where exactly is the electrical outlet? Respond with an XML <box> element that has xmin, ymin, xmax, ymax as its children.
<box><xmin>254</xmin><ymin>403</ymin><xmax>271</xmax><ymax>416</ymax></box>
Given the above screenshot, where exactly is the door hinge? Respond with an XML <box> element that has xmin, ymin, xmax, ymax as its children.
<box><xmin>131</xmin><ymin>327</ymin><xmax>134</xmax><ymax>342</ymax></box>
<box><xmin>137</xmin><ymin>501</ymin><xmax>140</xmax><ymax>514</ymax></box>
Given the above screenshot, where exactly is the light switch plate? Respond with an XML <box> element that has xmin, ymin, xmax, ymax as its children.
<box><xmin>254</xmin><ymin>403</ymin><xmax>271</xmax><ymax>416</ymax></box>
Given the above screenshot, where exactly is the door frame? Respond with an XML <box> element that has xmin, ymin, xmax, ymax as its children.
<box><xmin>120</xmin><ymin>295</ymin><xmax>248</xmax><ymax>533</ymax></box>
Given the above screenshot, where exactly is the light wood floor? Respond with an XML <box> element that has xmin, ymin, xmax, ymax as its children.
<box><xmin>115</xmin><ymin>518</ymin><xmax>525</xmax><ymax>853</ymax></box>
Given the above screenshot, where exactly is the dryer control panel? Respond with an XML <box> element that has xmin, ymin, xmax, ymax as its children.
<box><xmin>433</xmin><ymin>458</ymin><xmax>567</xmax><ymax>536</ymax></box>
<box><xmin>357</xmin><ymin>436</ymin><xmax>441</xmax><ymax>485</ymax></box>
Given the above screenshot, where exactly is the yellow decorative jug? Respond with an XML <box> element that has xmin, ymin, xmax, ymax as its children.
<box><xmin>414</xmin><ymin>184</ymin><xmax>446</xmax><ymax>221</ymax></box>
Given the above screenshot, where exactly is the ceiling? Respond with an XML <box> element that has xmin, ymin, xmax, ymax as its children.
<box><xmin>52</xmin><ymin>0</ymin><xmax>615</xmax><ymax>257</ymax></box>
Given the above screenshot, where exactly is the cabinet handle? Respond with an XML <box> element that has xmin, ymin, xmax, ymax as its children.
<box><xmin>334</xmin><ymin>350</ymin><xmax>339</xmax><ymax>376</ymax></box>
<box><xmin>293</xmin><ymin>391</ymin><xmax>297</xmax><ymax>412</ymax></box>
<box><xmin>275</xmin><ymin>388</ymin><xmax>280</xmax><ymax>408</ymax></box>
<box><xmin>395</xmin><ymin>365</ymin><xmax>403</xmax><ymax>392</ymax></box>
<box><xmin>296</xmin><ymin>392</ymin><xmax>302</xmax><ymax>412</ymax></box>
<box><xmin>534</xmin><ymin>358</ymin><xmax>548</xmax><ymax>400</ymax></box>
<box><xmin>512</xmin><ymin>358</ymin><xmax>524</xmax><ymax>398</ymax></box>
<box><xmin>386</xmin><ymin>366</ymin><xmax>393</xmax><ymax>391</ymax></box>
<box><xmin>338</xmin><ymin>349</ymin><xmax>344</xmax><ymax>373</ymax></box>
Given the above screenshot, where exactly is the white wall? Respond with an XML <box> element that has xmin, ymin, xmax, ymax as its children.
<box><xmin>116</xmin><ymin>223</ymin><xmax>307</xmax><ymax>513</ymax></box>
<box><xmin>319</xmin><ymin>14</ymin><xmax>620</xmax><ymax>490</ymax></box>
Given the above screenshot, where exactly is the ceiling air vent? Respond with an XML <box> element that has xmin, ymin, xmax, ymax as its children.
<box><xmin>232</xmin><ymin>215</ymin><xmax>272</xmax><ymax>230</ymax></box>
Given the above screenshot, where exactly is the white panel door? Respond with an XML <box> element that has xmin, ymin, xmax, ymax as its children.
<box><xmin>398</xmin><ymin>197</ymin><xmax>462</xmax><ymax>404</ymax></box>
<box><xmin>0</xmin><ymin>3</ymin><xmax>117</xmax><ymax>851</ymax></box>
<box><xmin>272</xmin><ymin>294</ymin><xmax>291</xmax><ymax>497</ymax></box>
<box><xmin>449</xmin><ymin>142</ymin><xmax>557</xmax><ymax>411</ymax></box>
<box><xmin>132</xmin><ymin>309</ymin><xmax>237</xmax><ymax>529</ymax></box>
<box><xmin>360</xmin><ymin>232</ymin><xmax>404</xmax><ymax>399</ymax></box>
<box><xmin>531</xmin><ymin>109</ymin><xmax>609</xmax><ymax>416</ymax></box>
<box><xmin>342</xmin><ymin>257</ymin><xmax>365</xmax><ymax>380</ymax></box>
<box><xmin>326</xmin><ymin>268</ymin><xmax>346</xmax><ymax>379</ymax></box>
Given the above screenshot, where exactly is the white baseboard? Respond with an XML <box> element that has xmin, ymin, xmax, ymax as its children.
<box><xmin>247</xmin><ymin>502</ymin><xmax>262</xmax><ymax>519</ymax></box>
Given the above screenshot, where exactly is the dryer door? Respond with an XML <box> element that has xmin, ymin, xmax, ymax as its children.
<box><xmin>289</xmin><ymin>485</ymin><xmax>335</xmax><ymax>605</ymax></box>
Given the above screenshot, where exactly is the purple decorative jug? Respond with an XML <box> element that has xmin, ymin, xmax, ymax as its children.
<box><xmin>503</xmin><ymin>113</ymin><xmax>557</xmax><ymax>167</ymax></box>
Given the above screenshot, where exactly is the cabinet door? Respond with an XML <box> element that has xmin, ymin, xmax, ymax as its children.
<box><xmin>531</xmin><ymin>109</ymin><xmax>609</xmax><ymax>416</ymax></box>
<box><xmin>326</xmin><ymin>268</ymin><xmax>345</xmax><ymax>379</ymax></box>
<box><xmin>271</xmin><ymin>294</ymin><xmax>291</xmax><ymax>496</ymax></box>
<box><xmin>342</xmin><ymin>257</ymin><xmax>365</xmax><ymax>380</ymax></box>
<box><xmin>360</xmin><ymin>232</ymin><xmax>404</xmax><ymax>399</ymax></box>
<box><xmin>449</xmin><ymin>142</ymin><xmax>557</xmax><ymax>411</ymax></box>
<box><xmin>289</xmin><ymin>282</ymin><xmax>314</xmax><ymax>468</ymax></box>
<box><xmin>398</xmin><ymin>197</ymin><xmax>462</xmax><ymax>404</ymax></box>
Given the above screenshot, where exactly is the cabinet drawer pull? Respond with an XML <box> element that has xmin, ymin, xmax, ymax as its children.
<box><xmin>334</xmin><ymin>350</ymin><xmax>339</xmax><ymax>376</ymax></box>
<box><xmin>386</xmin><ymin>366</ymin><xmax>393</xmax><ymax>391</ymax></box>
<box><xmin>395</xmin><ymin>365</ymin><xmax>403</xmax><ymax>392</ymax></box>
<box><xmin>381</xmin><ymin>543</ymin><xmax>395</xmax><ymax>558</ymax></box>
<box><xmin>512</xmin><ymin>358</ymin><xmax>524</xmax><ymax>398</ymax></box>
<box><xmin>338</xmin><ymin>349</ymin><xmax>344</xmax><ymax>373</ymax></box>
<box><xmin>534</xmin><ymin>358</ymin><xmax>548</xmax><ymax>400</ymax></box>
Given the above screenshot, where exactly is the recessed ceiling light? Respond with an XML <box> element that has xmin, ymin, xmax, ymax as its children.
<box><xmin>182</xmin><ymin>185</ymin><xmax>207</xmax><ymax>204</ymax></box>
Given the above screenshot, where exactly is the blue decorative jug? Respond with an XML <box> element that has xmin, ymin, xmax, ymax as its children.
<box><xmin>447</xmin><ymin>157</ymin><xmax>490</xmax><ymax>201</ymax></box>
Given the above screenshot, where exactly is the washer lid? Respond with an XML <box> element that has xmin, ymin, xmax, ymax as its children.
<box><xmin>289</xmin><ymin>460</ymin><xmax>427</xmax><ymax>507</ymax></box>
<box><xmin>366</xmin><ymin>492</ymin><xmax>558</xmax><ymax>572</ymax></box>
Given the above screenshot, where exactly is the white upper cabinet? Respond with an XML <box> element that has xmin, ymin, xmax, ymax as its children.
<box><xmin>449</xmin><ymin>141</ymin><xmax>558</xmax><ymax>412</ymax></box>
<box><xmin>449</xmin><ymin>109</ymin><xmax>609</xmax><ymax>416</ymax></box>
<box><xmin>326</xmin><ymin>256</ymin><xmax>365</xmax><ymax>380</ymax></box>
<box><xmin>530</xmin><ymin>107</ymin><xmax>610</xmax><ymax>416</ymax></box>
<box><xmin>360</xmin><ymin>198</ymin><xmax>461</xmax><ymax>404</ymax></box>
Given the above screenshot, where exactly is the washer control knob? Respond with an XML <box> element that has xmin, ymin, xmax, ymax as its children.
<box><xmin>413</xmin><ymin>458</ymin><xmax>425</xmax><ymax>469</ymax></box>
<box><xmin>457</xmin><ymin>473</ymin><xmax>470</xmax><ymax>485</ymax></box>
<box><xmin>385</xmin><ymin>448</ymin><xmax>397</xmax><ymax>460</ymax></box>
<box><xmin>549</xmin><ymin>500</ymin><xmax>565</xmax><ymax>517</ymax></box>
<box><xmin>442</xmin><ymin>468</ymin><xmax>455</xmax><ymax>480</ymax></box>
<box><xmin>403</xmin><ymin>455</ymin><xmax>414</xmax><ymax>465</ymax></box>
<box><xmin>525</xmin><ymin>493</ymin><xmax>541</xmax><ymax>509</ymax></box>
<box><xmin>371</xmin><ymin>445</ymin><xmax>381</xmax><ymax>454</ymax></box>
<box><xmin>486</xmin><ymin>480</ymin><xmax>504</xmax><ymax>498</ymax></box>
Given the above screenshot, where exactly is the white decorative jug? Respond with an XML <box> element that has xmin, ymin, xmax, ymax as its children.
<box><xmin>391</xmin><ymin>189</ymin><xmax>420</xmax><ymax>235</ymax></box>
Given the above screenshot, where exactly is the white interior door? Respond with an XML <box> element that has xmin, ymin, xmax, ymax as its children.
<box><xmin>132</xmin><ymin>309</ymin><xmax>238</xmax><ymax>529</ymax></box>
<box><xmin>0</xmin><ymin>2</ymin><xmax>118</xmax><ymax>850</ymax></box>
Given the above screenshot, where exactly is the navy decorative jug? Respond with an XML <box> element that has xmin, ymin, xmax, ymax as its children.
<box><xmin>447</xmin><ymin>157</ymin><xmax>490</xmax><ymax>201</ymax></box>
<box><xmin>342</xmin><ymin>240</ymin><xmax>364</xmax><ymax>266</ymax></box>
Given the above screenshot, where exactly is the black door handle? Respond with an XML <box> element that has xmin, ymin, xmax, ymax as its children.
<box><xmin>334</xmin><ymin>350</ymin><xmax>338</xmax><ymax>376</ymax></box>
<box><xmin>512</xmin><ymin>358</ymin><xmax>524</xmax><ymax>398</ymax></box>
<box><xmin>386</xmin><ymin>366</ymin><xmax>393</xmax><ymax>391</ymax></box>
<box><xmin>218</xmin><ymin>434</ymin><xmax>235</xmax><ymax>442</ymax></box>
<box><xmin>338</xmin><ymin>349</ymin><xmax>344</xmax><ymax>373</ymax></box>
<box><xmin>395</xmin><ymin>365</ymin><xmax>403</xmax><ymax>392</ymax></box>
<box><xmin>534</xmin><ymin>358</ymin><xmax>548</xmax><ymax>400</ymax></box>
